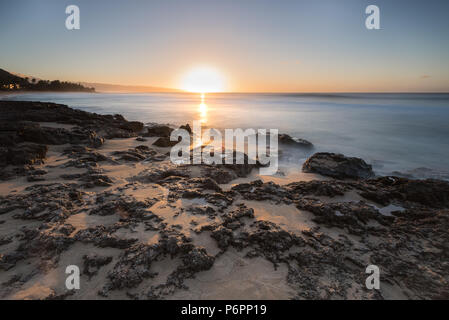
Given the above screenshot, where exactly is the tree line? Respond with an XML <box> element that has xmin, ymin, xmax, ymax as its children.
<box><xmin>0</xmin><ymin>69</ymin><xmax>94</xmax><ymax>92</ymax></box>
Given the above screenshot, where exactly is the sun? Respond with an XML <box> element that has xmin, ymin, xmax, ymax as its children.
<box><xmin>180</xmin><ymin>66</ymin><xmax>226</xmax><ymax>93</ymax></box>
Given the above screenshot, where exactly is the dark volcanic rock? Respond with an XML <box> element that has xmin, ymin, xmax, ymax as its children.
<box><xmin>144</xmin><ymin>125</ymin><xmax>173</xmax><ymax>137</ymax></box>
<box><xmin>81</xmin><ymin>174</ymin><xmax>113</xmax><ymax>188</ymax></box>
<box><xmin>27</xmin><ymin>175</ymin><xmax>46</xmax><ymax>182</ymax></box>
<box><xmin>0</xmin><ymin>143</ymin><xmax>48</xmax><ymax>166</ymax></box>
<box><xmin>181</xmin><ymin>247</ymin><xmax>214</xmax><ymax>272</ymax></box>
<box><xmin>179</xmin><ymin>124</ymin><xmax>192</xmax><ymax>134</ymax></box>
<box><xmin>12</xmin><ymin>122</ymin><xmax>105</xmax><ymax>148</ymax></box>
<box><xmin>120</xmin><ymin>121</ymin><xmax>144</xmax><ymax>133</ymax></box>
<box><xmin>358</xmin><ymin>176</ymin><xmax>449</xmax><ymax>208</ymax></box>
<box><xmin>0</xmin><ymin>228</ymin><xmax>75</xmax><ymax>270</ymax></box>
<box><xmin>104</xmin><ymin>244</ymin><xmax>157</xmax><ymax>290</ymax></box>
<box><xmin>113</xmin><ymin>146</ymin><xmax>165</xmax><ymax>162</ymax></box>
<box><xmin>75</xmin><ymin>226</ymin><xmax>137</xmax><ymax>249</ymax></box>
<box><xmin>231</xmin><ymin>180</ymin><xmax>290</xmax><ymax>203</ymax></box>
<box><xmin>0</xmin><ymin>101</ymin><xmax>143</xmax><ymax>134</ymax></box>
<box><xmin>87</xmin><ymin>131</ymin><xmax>105</xmax><ymax>148</ymax></box>
<box><xmin>279</xmin><ymin>134</ymin><xmax>313</xmax><ymax>148</ymax></box>
<box><xmin>285</xmin><ymin>180</ymin><xmax>348</xmax><ymax>197</ymax></box>
<box><xmin>0</xmin><ymin>101</ymin><xmax>143</xmax><ymax>155</ymax></box>
<box><xmin>302</xmin><ymin>152</ymin><xmax>374</xmax><ymax>179</ymax></box>
<box><xmin>153</xmin><ymin>137</ymin><xmax>179</xmax><ymax>147</ymax></box>
<box><xmin>203</xmin><ymin>166</ymin><xmax>238</xmax><ymax>184</ymax></box>
<box><xmin>222</xmin><ymin>151</ymin><xmax>262</xmax><ymax>177</ymax></box>
<box><xmin>1</xmin><ymin>183</ymin><xmax>85</xmax><ymax>222</ymax></box>
<box><xmin>83</xmin><ymin>254</ymin><xmax>113</xmax><ymax>278</ymax></box>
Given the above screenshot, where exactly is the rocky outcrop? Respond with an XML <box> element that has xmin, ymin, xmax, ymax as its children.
<box><xmin>83</xmin><ymin>254</ymin><xmax>113</xmax><ymax>278</ymax></box>
<box><xmin>144</xmin><ymin>124</ymin><xmax>191</xmax><ymax>138</ymax></box>
<box><xmin>179</xmin><ymin>124</ymin><xmax>192</xmax><ymax>134</ymax></box>
<box><xmin>0</xmin><ymin>101</ymin><xmax>144</xmax><ymax>166</ymax></box>
<box><xmin>144</xmin><ymin>125</ymin><xmax>173</xmax><ymax>137</ymax></box>
<box><xmin>113</xmin><ymin>145</ymin><xmax>166</xmax><ymax>162</ymax></box>
<box><xmin>152</xmin><ymin>137</ymin><xmax>179</xmax><ymax>147</ymax></box>
<box><xmin>278</xmin><ymin>133</ymin><xmax>313</xmax><ymax>148</ymax></box>
<box><xmin>302</xmin><ymin>152</ymin><xmax>374</xmax><ymax>179</ymax></box>
<box><xmin>0</xmin><ymin>101</ymin><xmax>144</xmax><ymax>134</ymax></box>
<box><xmin>0</xmin><ymin>143</ymin><xmax>48</xmax><ymax>166</ymax></box>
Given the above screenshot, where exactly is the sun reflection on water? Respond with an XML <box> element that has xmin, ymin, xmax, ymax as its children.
<box><xmin>199</xmin><ymin>93</ymin><xmax>207</xmax><ymax>123</ymax></box>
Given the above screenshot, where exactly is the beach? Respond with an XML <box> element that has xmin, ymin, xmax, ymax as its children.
<box><xmin>0</xmin><ymin>100</ymin><xmax>448</xmax><ymax>300</ymax></box>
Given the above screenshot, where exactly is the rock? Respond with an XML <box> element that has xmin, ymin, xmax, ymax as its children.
<box><xmin>81</xmin><ymin>174</ymin><xmax>113</xmax><ymax>188</ymax></box>
<box><xmin>285</xmin><ymin>180</ymin><xmax>348</xmax><ymax>197</ymax></box>
<box><xmin>0</xmin><ymin>101</ymin><xmax>143</xmax><ymax>131</ymax></box>
<box><xmin>182</xmin><ymin>190</ymin><xmax>203</xmax><ymax>199</ymax></box>
<box><xmin>27</xmin><ymin>175</ymin><xmax>46</xmax><ymax>182</ymax></box>
<box><xmin>222</xmin><ymin>205</ymin><xmax>254</xmax><ymax>229</ymax></box>
<box><xmin>201</xmin><ymin>166</ymin><xmax>238</xmax><ymax>184</ymax></box>
<box><xmin>279</xmin><ymin>134</ymin><xmax>313</xmax><ymax>148</ymax></box>
<box><xmin>87</xmin><ymin>131</ymin><xmax>105</xmax><ymax>148</ymax></box>
<box><xmin>181</xmin><ymin>248</ymin><xmax>214</xmax><ymax>272</ymax></box>
<box><xmin>0</xmin><ymin>101</ymin><xmax>143</xmax><ymax>147</ymax></box>
<box><xmin>44</xmin><ymin>290</ymin><xmax>76</xmax><ymax>300</ymax></box>
<box><xmin>2</xmin><ymin>121</ymin><xmax>105</xmax><ymax>147</ymax></box>
<box><xmin>120</xmin><ymin>121</ymin><xmax>144</xmax><ymax>133</ymax></box>
<box><xmin>2</xmin><ymin>143</ymin><xmax>48</xmax><ymax>166</ymax></box>
<box><xmin>29</xmin><ymin>169</ymin><xmax>47</xmax><ymax>175</ymax></box>
<box><xmin>113</xmin><ymin>146</ymin><xmax>164</xmax><ymax>162</ymax></box>
<box><xmin>113</xmin><ymin>150</ymin><xmax>146</xmax><ymax>162</ymax></box>
<box><xmin>302</xmin><ymin>152</ymin><xmax>374</xmax><ymax>179</ymax></box>
<box><xmin>231</xmin><ymin>180</ymin><xmax>289</xmax><ymax>203</ymax></box>
<box><xmin>102</xmin><ymin>127</ymin><xmax>138</xmax><ymax>139</ymax></box>
<box><xmin>197</xmin><ymin>177</ymin><xmax>222</xmax><ymax>192</ymax></box>
<box><xmin>83</xmin><ymin>254</ymin><xmax>113</xmax><ymax>278</ymax></box>
<box><xmin>18</xmin><ymin>123</ymin><xmax>78</xmax><ymax>145</ymax></box>
<box><xmin>0</xmin><ymin>236</ymin><xmax>13</xmax><ymax>246</ymax></box>
<box><xmin>153</xmin><ymin>137</ymin><xmax>179</xmax><ymax>147</ymax></box>
<box><xmin>75</xmin><ymin>226</ymin><xmax>137</xmax><ymax>249</ymax></box>
<box><xmin>104</xmin><ymin>244</ymin><xmax>156</xmax><ymax>291</ymax></box>
<box><xmin>222</xmin><ymin>151</ymin><xmax>262</xmax><ymax>177</ymax></box>
<box><xmin>392</xmin><ymin>167</ymin><xmax>449</xmax><ymax>181</ymax></box>
<box><xmin>179</xmin><ymin>124</ymin><xmax>192</xmax><ymax>134</ymax></box>
<box><xmin>359</xmin><ymin>176</ymin><xmax>449</xmax><ymax>208</ymax></box>
<box><xmin>144</xmin><ymin>125</ymin><xmax>173</xmax><ymax>137</ymax></box>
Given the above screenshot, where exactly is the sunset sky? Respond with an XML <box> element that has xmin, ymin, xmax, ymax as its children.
<box><xmin>1</xmin><ymin>0</ymin><xmax>449</xmax><ymax>92</ymax></box>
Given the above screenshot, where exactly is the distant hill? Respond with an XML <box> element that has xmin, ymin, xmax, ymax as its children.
<box><xmin>80</xmin><ymin>82</ymin><xmax>182</xmax><ymax>93</ymax></box>
<box><xmin>0</xmin><ymin>68</ymin><xmax>94</xmax><ymax>92</ymax></box>
<box><xmin>0</xmin><ymin>68</ymin><xmax>181</xmax><ymax>93</ymax></box>
<box><xmin>0</xmin><ymin>68</ymin><xmax>26</xmax><ymax>86</ymax></box>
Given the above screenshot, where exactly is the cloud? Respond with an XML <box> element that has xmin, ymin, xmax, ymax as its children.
<box><xmin>420</xmin><ymin>75</ymin><xmax>431</xmax><ymax>79</ymax></box>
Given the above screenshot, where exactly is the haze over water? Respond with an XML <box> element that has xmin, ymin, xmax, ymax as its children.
<box><xmin>3</xmin><ymin>92</ymin><xmax>449</xmax><ymax>179</ymax></box>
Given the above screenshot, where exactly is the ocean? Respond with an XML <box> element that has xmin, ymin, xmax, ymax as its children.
<box><xmin>3</xmin><ymin>92</ymin><xmax>449</xmax><ymax>179</ymax></box>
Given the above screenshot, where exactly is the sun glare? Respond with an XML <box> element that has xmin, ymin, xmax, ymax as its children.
<box><xmin>180</xmin><ymin>66</ymin><xmax>226</xmax><ymax>93</ymax></box>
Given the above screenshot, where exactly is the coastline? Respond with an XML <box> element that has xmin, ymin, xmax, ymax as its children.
<box><xmin>3</xmin><ymin>91</ymin><xmax>449</xmax><ymax>181</ymax></box>
<box><xmin>0</xmin><ymin>100</ymin><xmax>448</xmax><ymax>299</ymax></box>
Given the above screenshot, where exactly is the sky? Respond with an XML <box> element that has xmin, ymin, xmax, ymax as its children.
<box><xmin>1</xmin><ymin>0</ymin><xmax>449</xmax><ymax>92</ymax></box>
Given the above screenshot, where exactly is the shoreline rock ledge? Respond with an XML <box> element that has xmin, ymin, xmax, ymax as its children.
<box><xmin>302</xmin><ymin>152</ymin><xmax>374</xmax><ymax>179</ymax></box>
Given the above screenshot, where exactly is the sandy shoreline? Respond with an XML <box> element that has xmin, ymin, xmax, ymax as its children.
<box><xmin>0</xmin><ymin>101</ymin><xmax>448</xmax><ymax>300</ymax></box>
